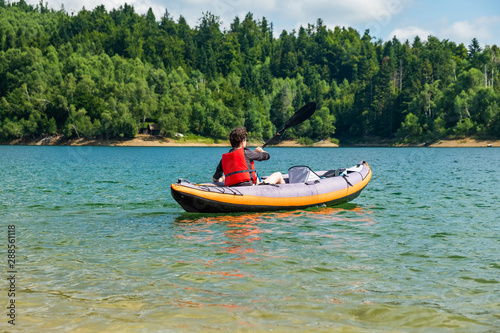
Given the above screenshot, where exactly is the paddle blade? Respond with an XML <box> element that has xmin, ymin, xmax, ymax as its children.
<box><xmin>284</xmin><ymin>102</ymin><xmax>316</xmax><ymax>129</ymax></box>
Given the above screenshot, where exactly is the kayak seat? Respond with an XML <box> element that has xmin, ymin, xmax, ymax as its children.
<box><xmin>322</xmin><ymin>168</ymin><xmax>347</xmax><ymax>178</ymax></box>
<box><xmin>288</xmin><ymin>165</ymin><xmax>322</xmax><ymax>183</ymax></box>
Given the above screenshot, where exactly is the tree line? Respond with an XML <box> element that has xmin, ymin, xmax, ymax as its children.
<box><xmin>1</xmin><ymin>1</ymin><xmax>499</xmax><ymax>144</ymax></box>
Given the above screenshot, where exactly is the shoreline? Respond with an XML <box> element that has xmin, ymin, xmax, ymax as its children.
<box><xmin>0</xmin><ymin>135</ymin><xmax>341</xmax><ymax>148</ymax></box>
<box><xmin>1</xmin><ymin>135</ymin><xmax>498</xmax><ymax>148</ymax></box>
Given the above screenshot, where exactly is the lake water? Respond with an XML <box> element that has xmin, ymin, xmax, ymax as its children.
<box><xmin>1</xmin><ymin>146</ymin><xmax>499</xmax><ymax>332</ymax></box>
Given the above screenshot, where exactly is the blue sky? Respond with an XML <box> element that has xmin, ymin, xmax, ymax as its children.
<box><xmin>25</xmin><ymin>0</ymin><xmax>500</xmax><ymax>47</ymax></box>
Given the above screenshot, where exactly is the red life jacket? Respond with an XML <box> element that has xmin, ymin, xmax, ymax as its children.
<box><xmin>221</xmin><ymin>147</ymin><xmax>256</xmax><ymax>186</ymax></box>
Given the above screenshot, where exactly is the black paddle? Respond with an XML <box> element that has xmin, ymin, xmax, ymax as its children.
<box><xmin>261</xmin><ymin>102</ymin><xmax>316</xmax><ymax>148</ymax></box>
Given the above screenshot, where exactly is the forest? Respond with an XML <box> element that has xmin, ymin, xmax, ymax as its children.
<box><xmin>1</xmin><ymin>0</ymin><xmax>499</xmax><ymax>144</ymax></box>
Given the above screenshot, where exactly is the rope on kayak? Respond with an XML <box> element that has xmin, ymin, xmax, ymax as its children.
<box><xmin>196</xmin><ymin>183</ymin><xmax>244</xmax><ymax>196</ymax></box>
<box><xmin>199</xmin><ymin>185</ymin><xmax>212</xmax><ymax>192</ymax></box>
<box><xmin>225</xmin><ymin>187</ymin><xmax>243</xmax><ymax>196</ymax></box>
<box><xmin>211</xmin><ymin>186</ymin><xmax>225</xmax><ymax>194</ymax></box>
<box><xmin>342</xmin><ymin>175</ymin><xmax>353</xmax><ymax>187</ymax></box>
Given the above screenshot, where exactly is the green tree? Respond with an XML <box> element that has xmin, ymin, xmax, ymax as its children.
<box><xmin>396</xmin><ymin>113</ymin><xmax>422</xmax><ymax>143</ymax></box>
<box><xmin>0</xmin><ymin>4</ymin><xmax>499</xmax><ymax>144</ymax></box>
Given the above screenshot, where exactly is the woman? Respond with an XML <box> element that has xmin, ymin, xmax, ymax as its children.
<box><xmin>213</xmin><ymin>127</ymin><xmax>285</xmax><ymax>186</ymax></box>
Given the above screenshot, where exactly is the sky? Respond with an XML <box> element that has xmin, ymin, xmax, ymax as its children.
<box><xmin>24</xmin><ymin>0</ymin><xmax>500</xmax><ymax>47</ymax></box>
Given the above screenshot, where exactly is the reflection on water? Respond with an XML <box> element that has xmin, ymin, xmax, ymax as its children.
<box><xmin>156</xmin><ymin>206</ymin><xmax>387</xmax><ymax>330</ymax></box>
<box><xmin>174</xmin><ymin>205</ymin><xmax>376</xmax><ymax>261</ymax></box>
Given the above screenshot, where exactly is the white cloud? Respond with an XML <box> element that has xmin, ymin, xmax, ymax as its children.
<box><xmin>387</xmin><ymin>26</ymin><xmax>434</xmax><ymax>43</ymax></box>
<box><xmin>440</xmin><ymin>16</ymin><xmax>500</xmax><ymax>46</ymax></box>
<box><xmin>386</xmin><ymin>15</ymin><xmax>500</xmax><ymax>46</ymax></box>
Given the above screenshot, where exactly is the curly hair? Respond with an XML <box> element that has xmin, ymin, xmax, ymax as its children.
<box><xmin>229</xmin><ymin>127</ymin><xmax>248</xmax><ymax>148</ymax></box>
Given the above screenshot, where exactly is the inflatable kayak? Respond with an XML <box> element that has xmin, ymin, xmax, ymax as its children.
<box><xmin>171</xmin><ymin>161</ymin><xmax>371</xmax><ymax>213</ymax></box>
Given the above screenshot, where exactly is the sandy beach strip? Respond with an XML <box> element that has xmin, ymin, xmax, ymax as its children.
<box><xmin>1</xmin><ymin>135</ymin><xmax>498</xmax><ymax>148</ymax></box>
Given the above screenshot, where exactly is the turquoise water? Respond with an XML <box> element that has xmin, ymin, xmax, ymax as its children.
<box><xmin>1</xmin><ymin>146</ymin><xmax>499</xmax><ymax>332</ymax></box>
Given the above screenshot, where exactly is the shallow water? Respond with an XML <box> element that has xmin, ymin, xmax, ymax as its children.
<box><xmin>1</xmin><ymin>146</ymin><xmax>499</xmax><ymax>332</ymax></box>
